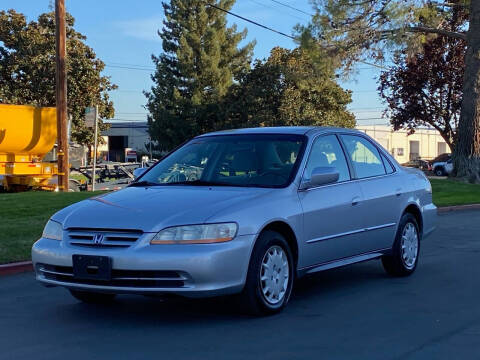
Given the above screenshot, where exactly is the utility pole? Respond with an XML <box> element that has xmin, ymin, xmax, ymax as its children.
<box><xmin>55</xmin><ymin>0</ymin><xmax>69</xmax><ymax>192</ymax></box>
<box><xmin>92</xmin><ymin>106</ymin><xmax>98</xmax><ymax>191</ymax></box>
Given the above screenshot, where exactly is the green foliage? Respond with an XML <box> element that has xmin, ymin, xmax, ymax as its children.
<box><xmin>378</xmin><ymin>11</ymin><xmax>467</xmax><ymax>151</ymax></box>
<box><xmin>146</xmin><ymin>0</ymin><xmax>255</xmax><ymax>150</ymax></box>
<box><xmin>0</xmin><ymin>10</ymin><xmax>116</xmax><ymax>145</ymax></box>
<box><xmin>299</xmin><ymin>0</ymin><xmax>468</xmax><ymax>71</ymax></box>
<box><xmin>223</xmin><ymin>47</ymin><xmax>355</xmax><ymax>129</ymax></box>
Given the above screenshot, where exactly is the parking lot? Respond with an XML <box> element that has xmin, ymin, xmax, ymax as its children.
<box><xmin>1</xmin><ymin>209</ymin><xmax>479</xmax><ymax>360</ymax></box>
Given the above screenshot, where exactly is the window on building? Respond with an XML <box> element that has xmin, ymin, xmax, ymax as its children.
<box><xmin>397</xmin><ymin>148</ymin><xmax>404</xmax><ymax>156</ymax></box>
<box><xmin>437</xmin><ymin>142</ymin><xmax>447</xmax><ymax>156</ymax></box>
<box><xmin>409</xmin><ymin>140</ymin><xmax>420</xmax><ymax>160</ymax></box>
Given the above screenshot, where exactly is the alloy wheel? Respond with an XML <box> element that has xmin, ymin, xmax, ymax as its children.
<box><xmin>401</xmin><ymin>222</ymin><xmax>419</xmax><ymax>270</ymax></box>
<box><xmin>260</xmin><ymin>245</ymin><xmax>290</xmax><ymax>305</ymax></box>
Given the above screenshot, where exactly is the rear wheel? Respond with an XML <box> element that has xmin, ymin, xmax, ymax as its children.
<box><xmin>69</xmin><ymin>289</ymin><xmax>116</xmax><ymax>304</ymax></box>
<box><xmin>238</xmin><ymin>230</ymin><xmax>294</xmax><ymax>316</ymax></box>
<box><xmin>434</xmin><ymin>167</ymin><xmax>445</xmax><ymax>176</ymax></box>
<box><xmin>382</xmin><ymin>213</ymin><xmax>420</xmax><ymax>277</ymax></box>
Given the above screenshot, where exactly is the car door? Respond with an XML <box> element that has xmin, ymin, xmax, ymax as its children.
<box><xmin>298</xmin><ymin>134</ymin><xmax>366</xmax><ymax>267</ymax></box>
<box><xmin>339</xmin><ymin>134</ymin><xmax>401</xmax><ymax>251</ymax></box>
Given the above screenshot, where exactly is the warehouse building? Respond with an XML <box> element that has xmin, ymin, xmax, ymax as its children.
<box><xmin>356</xmin><ymin>125</ymin><xmax>450</xmax><ymax>163</ymax></box>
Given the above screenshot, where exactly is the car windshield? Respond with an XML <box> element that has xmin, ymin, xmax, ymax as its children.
<box><xmin>138</xmin><ymin>134</ymin><xmax>306</xmax><ymax>188</ymax></box>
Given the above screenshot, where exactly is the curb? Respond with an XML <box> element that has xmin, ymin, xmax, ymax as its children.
<box><xmin>0</xmin><ymin>261</ymin><xmax>33</xmax><ymax>276</ymax></box>
<box><xmin>437</xmin><ymin>203</ymin><xmax>480</xmax><ymax>213</ymax></box>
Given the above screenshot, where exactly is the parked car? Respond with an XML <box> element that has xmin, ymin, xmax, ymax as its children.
<box><xmin>432</xmin><ymin>158</ymin><xmax>453</xmax><ymax>176</ymax></box>
<box><xmin>401</xmin><ymin>159</ymin><xmax>432</xmax><ymax>172</ymax></box>
<box><xmin>430</xmin><ymin>153</ymin><xmax>451</xmax><ymax>164</ymax></box>
<box><xmin>32</xmin><ymin>127</ymin><xmax>437</xmax><ymax>315</ymax></box>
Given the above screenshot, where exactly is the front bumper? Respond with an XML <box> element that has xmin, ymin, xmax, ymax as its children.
<box><xmin>32</xmin><ymin>234</ymin><xmax>255</xmax><ymax>298</ymax></box>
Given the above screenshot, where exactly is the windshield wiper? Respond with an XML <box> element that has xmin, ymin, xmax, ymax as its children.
<box><xmin>165</xmin><ymin>180</ymin><xmax>231</xmax><ymax>186</ymax></box>
<box><xmin>128</xmin><ymin>180</ymin><xmax>159</xmax><ymax>187</ymax></box>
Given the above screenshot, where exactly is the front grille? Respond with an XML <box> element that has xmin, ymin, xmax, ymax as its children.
<box><xmin>67</xmin><ymin>228</ymin><xmax>143</xmax><ymax>248</ymax></box>
<box><xmin>37</xmin><ymin>264</ymin><xmax>187</xmax><ymax>288</ymax></box>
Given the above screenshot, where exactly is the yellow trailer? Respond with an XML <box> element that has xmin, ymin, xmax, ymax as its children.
<box><xmin>0</xmin><ymin>104</ymin><xmax>58</xmax><ymax>191</ymax></box>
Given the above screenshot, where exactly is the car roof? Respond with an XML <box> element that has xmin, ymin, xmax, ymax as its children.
<box><xmin>197</xmin><ymin>126</ymin><xmax>364</xmax><ymax>138</ymax></box>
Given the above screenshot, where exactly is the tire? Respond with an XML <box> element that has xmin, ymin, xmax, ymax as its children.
<box><xmin>238</xmin><ymin>230</ymin><xmax>295</xmax><ymax>316</ymax></box>
<box><xmin>69</xmin><ymin>289</ymin><xmax>116</xmax><ymax>304</ymax></box>
<box><xmin>68</xmin><ymin>180</ymin><xmax>80</xmax><ymax>192</ymax></box>
<box><xmin>434</xmin><ymin>167</ymin><xmax>445</xmax><ymax>176</ymax></box>
<box><xmin>382</xmin><ymin>213</ymin><xmax>421</xmax><ymax>277</ymax></box>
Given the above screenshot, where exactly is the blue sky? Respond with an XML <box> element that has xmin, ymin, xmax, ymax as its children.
<box><xmin>2</xmin><ymin>0</ymin><xmax>384</xmax><ymax>125</ymax></box>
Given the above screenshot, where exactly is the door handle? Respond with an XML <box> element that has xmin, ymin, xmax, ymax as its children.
<box><xmin>395</xmin><ymin>188</ymin><xmax>403</xmax><ymax>197</ymax></box>
<box><xmin>351</xmin><ymin>196</ymin><xmax>361</xmax><ymax>206</ymax></box>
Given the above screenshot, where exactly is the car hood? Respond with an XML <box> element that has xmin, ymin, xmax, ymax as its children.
<box><xmin>53</xmin><ymin>186</ymin><xmax>274</xmax><ymax>233</ymax></box>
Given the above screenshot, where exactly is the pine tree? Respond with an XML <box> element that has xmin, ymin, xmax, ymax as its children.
<box><xmin>146</xmin><ymin>0</ymin><xmax>254</xmax><ymax>150</ymax></box>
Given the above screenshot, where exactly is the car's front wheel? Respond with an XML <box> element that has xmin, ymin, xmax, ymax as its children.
<box><xmin>69</xmin><ymin>289</ymin><xmax>116</xmax><ymax>304</ymax></box>
<box><xmin>382</xmin><ymin>213</ymin><xmax>420</xmax><ymax>276</ymax></box>
<box><xmin>239</xmin><ymin>230</ymin><xmax>294</xmax><ymax>315</ymax></box>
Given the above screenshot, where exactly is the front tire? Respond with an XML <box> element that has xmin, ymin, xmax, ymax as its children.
<box><xmin>382</xmin><ymin>213</ymin><xmax>420</xmax><ymax>277</ymax></box>
<box><xmin>238</xmin><ymin>231</ymin><xmax>294</xmax><ymax>316</ymax></box>
<box><xmin>69</xmin><ymin>289</ymin><xmax>116</xmax><ymax>304</ymax></box>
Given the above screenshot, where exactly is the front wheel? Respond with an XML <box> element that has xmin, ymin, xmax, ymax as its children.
<box><xmin>238</xmin><ymin>231</ymin><xmax>294</xmax><ymax>316</ymax></box>
<box><xmin>69</xmin><ymin>289</ymin><xmax>116</xmax><ymax>304</ymax></box>
<box><xmin>382</xmin><ymin>213</ymin><xmax>420</xmax><ymax>277</ymax></box>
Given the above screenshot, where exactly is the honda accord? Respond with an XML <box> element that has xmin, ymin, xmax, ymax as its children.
<box><xmin>33</xmin><ymin>127</ymin><xmax>436</xmax><ymax>314</ymax></box>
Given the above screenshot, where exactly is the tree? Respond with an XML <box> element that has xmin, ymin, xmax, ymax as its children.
<box><xmin>301</xmin><ymin>0</ymin><xmax>480</xmax><ymax>181</ymax></box>
<box><xmin>145</xmin><ymin>0</ymin><xmax>254</xmax><ymax>150</ymax></box>
<box><xmin>0</xmin><ymin>10</ymin><xmax>116</xmax><ymax>145</ymax></box>
<box><xmin>378</xmin><ymin>14</ymin><xmax>466</xmax><ymax>151</ymax></box>
<box><xmin>223</xmin><ymin>47</ymin><xmax>355</xmax><ymax>129</ymax></box>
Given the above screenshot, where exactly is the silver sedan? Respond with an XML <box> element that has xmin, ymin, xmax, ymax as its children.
<box><xmin>32</xmin><ymin>127</ymin><xmax>436</xmax><ymax>315</ymax></box>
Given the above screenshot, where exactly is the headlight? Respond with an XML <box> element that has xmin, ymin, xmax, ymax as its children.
<box><xmin>42</xmin><ymin>220</ymin><xmax>63</xmax><ymax>241</ymax></box>
<box><xmin>151</xmin><ymin>223</ymin><xmax>238</xmax><ymax>245</ymax></box>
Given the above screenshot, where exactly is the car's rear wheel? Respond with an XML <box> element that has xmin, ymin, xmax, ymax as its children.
<box><xmin>382</xmin><ymin>213</ymin><xmax>420</xmax><ymax>276</ymax></box>
<box><xmin>69</xmin><ymin>289</ymin><xmax>116</xmax><ymax>304</ymax></box>
<box><xmin>434</xmin><ymin>167</ymin><xmax>445</xmax><ymax>176</ymax></box>
<box><xmin>238</xmin><ymin>230</ymin><xmax>294</xmax><ymax>315</ymax></box>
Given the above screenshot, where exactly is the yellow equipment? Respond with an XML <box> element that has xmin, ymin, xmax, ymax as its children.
<box><xmin>0</xmin><ymin>104</ymin><xmax>58</xmax><ymax>191</ymax></box>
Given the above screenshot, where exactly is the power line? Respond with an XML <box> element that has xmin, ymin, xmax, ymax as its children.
<box><xmin>207</xmin><ymin>2</ymin><xmax>296</xmax><ymax>40</ymax></box>
<box><xmin>105</xmin><ymin>64</ymin><xmax>154</xmax><ymax>71</ymax></box>
<box><xmin>107</xmin><ymin>61</ymin><xmax>154</xmax><ymax>69</ymax></box>
<box><xmin>247</xmin><ymin>0</ymin><xmax>306</xmax><ymax>22</ymax></box>
<box><xmin>269</xmin><ymin>0</ymin><xmax>314</xmax><ymax>17</ymax></box>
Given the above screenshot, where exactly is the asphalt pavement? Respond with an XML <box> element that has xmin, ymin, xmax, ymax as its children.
<box><xmin>1</xmin><ymin>210</ymin><xmax>480</xmax><ymax>360</ymax></box>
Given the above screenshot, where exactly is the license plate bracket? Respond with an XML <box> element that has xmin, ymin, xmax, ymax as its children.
<box><xmin>72</xmin><ymin>255</ymin><xmax>111</xmax><ymax>281</ymax></box>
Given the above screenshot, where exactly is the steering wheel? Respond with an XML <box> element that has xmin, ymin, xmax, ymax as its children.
<box><xmin>217</xmin><ymin>163</ymin><xmax>236</xmax><ymax>177</ymax></box>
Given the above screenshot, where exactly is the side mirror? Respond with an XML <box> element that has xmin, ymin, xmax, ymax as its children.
<box><xmin>133</xmin><ymin>167</ymin><xmax>148</xmax><ymax>179</ymax></box>
<box><xmin>300</xmin><ymin>166</ymin><xmax>339</xmax><ymax>190</ymax></box>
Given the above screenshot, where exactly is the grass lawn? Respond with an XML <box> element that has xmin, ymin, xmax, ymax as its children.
<box><xmin>0</xmin><ymin>179</ymin><xmax>479</xmax><ymax>264</ymax></box>
<box><xmin>0</xmin><ymin>191</ymin><xmax>105</xmax><ymax>264</ymax></box>
<box><xmin>431</xmin><ymin>178</ymin><xmax>480</xmax><ymax>207</ymax></box>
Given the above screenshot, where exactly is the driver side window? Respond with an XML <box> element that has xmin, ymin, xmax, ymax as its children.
<box><xmin>304</xmin><ymin>135</ymin><xmax>350</xmax><ymax>183</ymax></box>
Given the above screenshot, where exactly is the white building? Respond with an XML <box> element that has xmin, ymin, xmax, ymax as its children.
<box><xmin>356</xmin><ymin>125</ymin><xmax>450</xmax><ymax>163</ymax></box>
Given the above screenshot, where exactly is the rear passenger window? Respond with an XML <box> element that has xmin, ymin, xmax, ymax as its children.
<box><xmin>340</xmin><ymin>135</ymin><xmax>386</xmax><ymax>179</ymax></box>
<box><xmin>381</xmin><ymin>154</ymin><xmax>395</xmax><ymax>174</ymax></box>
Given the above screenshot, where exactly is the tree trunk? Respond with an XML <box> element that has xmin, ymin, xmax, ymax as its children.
<box><xmin>454</xmin><ymin>1</ymin><xmax>480</xmax><ymax>182</ymax></box>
